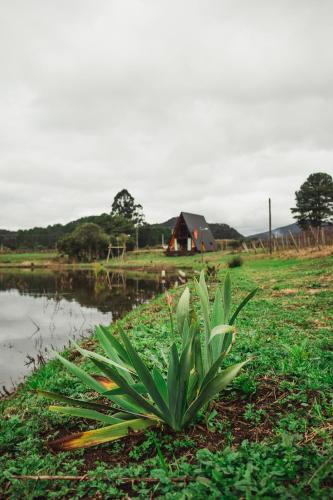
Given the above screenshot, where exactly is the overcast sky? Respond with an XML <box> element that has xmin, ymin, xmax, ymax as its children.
<box><xmin>1</xmin><ymin>0</ymin><xmax>333</xmax><ymax>235</ymax></box>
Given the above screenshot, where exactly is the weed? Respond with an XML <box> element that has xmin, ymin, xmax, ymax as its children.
<box><xmin>228</xmin><ymin>255</ymin><xmax>243</xmax><ymax>268</ymax></box>
<box><xmin>244</xmin><ymin>403</ymin><xmax>267</xmax><ymax>424</ymax></box>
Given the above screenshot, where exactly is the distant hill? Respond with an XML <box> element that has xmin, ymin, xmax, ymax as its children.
<box><xmin>1</xmin><ymin>213</ymin><xmax>243</xmax><ymax>250</ymax></box>
<box><xmin>208</xmin><ymin>223</ymin><xmax>243</xmax><ymax>240</ymax></box>
<box><xmin>0</xmin><ymin>214</ymin><xmax>170</xmax><ymax>250</ymax></box>
<box><xmin>158</xmin><ymin>217</ymin><xmax>178</xmax><ymax>229</ymax></box>
<box><xmin>158</xmin><ymin>217</ymin><xmax>243</xmax><ymax>240</ymax></box>
<box><xmin>248</xmin><ymin>223</ymin><xmax>301</xmax><ymax>241</ymax></box>
<box><xmin>0</xmin><ymin>214</ymin><xmax>134</xmax><ymax>250</ymax></box>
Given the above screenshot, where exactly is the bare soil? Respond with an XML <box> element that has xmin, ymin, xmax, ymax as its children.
<box><xmin>44</xmin><ymin>376</ymin><xmax>322</xmax><ymax>473</ymax></box>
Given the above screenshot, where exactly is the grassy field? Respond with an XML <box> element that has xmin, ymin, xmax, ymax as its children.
<box><xmin>0</xmin><ymin>249</ymin><xmax>225</xmax><ymax>270</ymax></box>
<box><xmin>104</xmin><ymin>249</ymin><xmax>229</xmax><ymax>270</ymax></box>
<box><xmin>0</xmin><ymin>248</ymin><xmax>228</xmax><ymax>270</ymax></box>
<box><xmin>0</xmin><ymin>247</ymin><xmax>330</xmax><ymax>271</ymax></box>
<box><xmin>0</xmin><ymin>252</ymin><xmax>57</xmax><ymax>266</ymax></box>
<box><xmin>1</xmin><ymin>254</ymin><xmax>332</xmax><ymax>498</ymax></box>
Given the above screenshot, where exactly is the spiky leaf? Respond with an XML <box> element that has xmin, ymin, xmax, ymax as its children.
<box><xmin>223</xmin><ymin>273</ymin><xmax>232</xmax><ymax>323</ymax></box>
<box><xmin>48</xmin><ymin>405</ymin><xmax>123</xmax><ymax>425</ymax></box>
<box><xmin>209</xmin><ymin>324</ymin><xmax>235</xmax><ymax>364</ymax></box>
<box><xmin>96</xmin><ymin>325</ymin><xmax>132</xmax><ymax>366</ymax></box>
<box><xmin>182</xmin><ymin>360</ymin><xmax>250</xmax><ymax>427</ymax></box>
<box><xmin>229</xmin><ymin>288</ymin><xmax>258</xmax><ymax>325</ymax></box>
<box><xmin>55</xmin><ymin>353</ymin><xmax>106</xmax><ymax>395</ymax></box>
<box><xmin>119</xmin><ymin>330</ymin><xmax>173</xmax><ymax>424</ymax></box>
<box><xmin>211</xmin><ymin>288</ymin><xmax>223</xmax><ymax>328</ymax></box>
<box><xmin>36</xmin><ymin>390</ymin><xmax>107</xmax><ymax>411</ymax></box>
<box><xmin>49</xmin><ymin>418</ymin><xmax>157</xmax><ymax>450</ymax></box>
<box><xmin>176</xmin><ymin>287</ymin><xmax>190</xmax><ymax>339</ymax></box>
<box><xmin>91</xmin><ymin>358</ymin><xmax>164</xmax><ymax>420</ymax></box>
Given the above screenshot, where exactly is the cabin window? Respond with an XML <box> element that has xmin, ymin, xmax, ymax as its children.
<box><xmin>175</xmin><ymin>239</ymin><xmax>178</xmax><ymax>251</ymax></box>
<box><xmin>187</xmin><ymin>238</ymin><xmax>192</xmax><ymax>251</ymax></box>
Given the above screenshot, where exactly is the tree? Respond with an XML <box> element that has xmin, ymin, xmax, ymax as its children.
<box><xmin>291</xmin><ymin>172</ymin><xmax>333</xmax><ymax>229</ymax></box>
<box><xmin>138</xmin><ymin>224</ymin><xmax>171</xmax><ymax>248</ymax></box>
<box><xmin>111</xmin><ymin>189</ymin><xmax>145</xmax><ymax>225</ymax></box>
<box><xmin>58</xmin><ymin>223</ymin><xmax>109</xmax><ymax>262</ymax></box>
<box><xmin>107</xmin><ymin>215</ymin><xmax>135</xmax><ymax>237</ymax></box>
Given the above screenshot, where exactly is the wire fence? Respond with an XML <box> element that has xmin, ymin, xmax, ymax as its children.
<box><xmin>243</xmin><ymin>226</ymin><xmax>333</xmax><ymax>253</ymax></box>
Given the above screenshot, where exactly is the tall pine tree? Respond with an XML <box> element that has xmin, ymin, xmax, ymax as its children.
<box><xmin>291</xmin><ymin>173</ymin><xmax>333</xmax><ymax>229</ymax></box>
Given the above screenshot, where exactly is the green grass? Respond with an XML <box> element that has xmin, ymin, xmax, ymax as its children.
<box><xmin>0</xmin><ymin>252</ymin><xmax>57</xmax><ymax>265</ymax></box>
<box><xmin>0</xmin><ymin>247</ymin><xmax>309</xmax><ymax>271</ymax></box>
<box><xmin>104</xmin><ymin>248</ymin><xmax>243</xmax><ymax>270</ymax></box>
<box><xmin>0</xmin><ymin>248</ymin><xmax>229</xmax><ymax>270</ymax></box>
<box><xmin>1</xmin><ymin>254</ymin><xmax>332</xmax><ymax>498</ymax></box>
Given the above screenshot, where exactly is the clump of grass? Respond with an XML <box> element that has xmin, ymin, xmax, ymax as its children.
<box><xmin>228</xmin><ymin>256</ymin><xmax>243</xmax><ymax>268</ymax></box>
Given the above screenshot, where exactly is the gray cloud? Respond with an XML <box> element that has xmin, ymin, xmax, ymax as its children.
<box><xmin>1</xmin><ymin>0</ymin><xmax>333</xmax><ymax>235</ymax></box>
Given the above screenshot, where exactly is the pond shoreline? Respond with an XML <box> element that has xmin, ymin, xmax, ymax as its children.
<box><xmin>0</xmin><ymin>267</ymin><xmax>181</xmax><ymax>393</ymax></box>
<box><xmin>0</xmin><ymin>262</ymin><xmax>191</xmax><ymax>272</ymax></box>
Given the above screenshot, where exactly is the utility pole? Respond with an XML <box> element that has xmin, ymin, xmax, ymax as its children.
<box><xmin>269</xmin><ymin>198</ymin><xmax>272</xmax><ymax>255</ymax></box>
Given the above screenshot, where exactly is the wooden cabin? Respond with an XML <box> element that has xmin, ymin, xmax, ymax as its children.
<box><xmin>167</xmin><ymin>212</ymin><xmax>217</xmax><ymax>256</ymax></box>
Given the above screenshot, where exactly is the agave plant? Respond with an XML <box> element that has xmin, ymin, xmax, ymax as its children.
<box><xmin>172</xmin><ymin>271</ymin><xmax>257</xmax><ymax>401</ymax></box>
<box><xmin>37</xmin><ymin>272</ymin><xmax>256</xmax><ymax>450</ymax></box>
<box><xmin>192</xmin><ymin>270</ymin><xmax>257</xmax><ymax>375</ymax></box>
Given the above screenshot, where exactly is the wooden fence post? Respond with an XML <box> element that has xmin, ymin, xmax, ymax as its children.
<box><xmin>309</xmin><ymin>226</ymin><xmax>321</xmax><ymax>250</ymax></box>
<box><xmin>242</xmin><ymin>242</ymin><xmax>249</xmax><ymax>253</ymax></box>
<box><xmin>259</xmin><ymin>239</ymin><xmax>266</xmax><ymax>252</ymax></box>
<box><xmin>106</xmin><ymin>244</ymin><xmax>111</xmax><ymax>262</ymax></box>
<box><xmin>251</xmin><ymin>241</ymin><xmax>257</xmax><ymax>253</ymax></box>
<box><xmin>281</xmin><ymin>235</ymin><xmax>285</xmax><ymax>250</ymax></box>
<box><xmin>289</xmin><ymin>231</ymin><xmax>300</xmax><ymax>252</ymax></box>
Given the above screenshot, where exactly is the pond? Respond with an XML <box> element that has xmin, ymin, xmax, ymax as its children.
<box><xmin>0</xmin><ymin>268</ymin><xmax>181</xmax><ymax>392</ymax></box>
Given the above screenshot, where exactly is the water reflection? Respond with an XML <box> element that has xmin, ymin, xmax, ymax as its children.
<box><xmin>0</xmin><ymin>269</ymin><xmax>179</xmax><ymax>390</ymax></box>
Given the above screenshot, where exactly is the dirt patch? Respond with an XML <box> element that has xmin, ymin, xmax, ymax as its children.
<box><xmin>48</xmin><ymin>377</ymin><xmax>290</xmax><ymax>472</ymax></box>
<box><xmin>317</xmin><ymin>273</ymin><xmax>333</xmax><ymax>285</ymax></box>
<box><xmin>307</xmin><ymin>288</ymin><xmax>325</xmax><ymax>295</ymax></box>
<box><xmin>311</xmin><ymin>318</ymin><xmax>330</xmax><ymax>328</ymax></box>
<box><xmin>26</xmin><ymin>377</ymin><xmax>324</xmax><ymax>498</ymax></box>
<box><xmin>301</xmin><ymin>422</ymin><xmax>333</xmax><ymax>449</ymax></box>
<box><xmin>272</xmin><ymin>289</ymin><xmax>298</xmax><ymax>297</ymax></box>
<box><xmin>272</xmin><ymin>248</ymin><xmax>333</xmax><ymax>260</ymax></box>
<box><xmin>40</xmin><ymin>377</ymin><xmax>325</xmax><ymax>480</ymax></box>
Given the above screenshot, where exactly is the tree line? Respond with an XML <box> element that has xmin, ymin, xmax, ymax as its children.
<box><xmin>0</xmin><ymin>190</ymin><xmax>171</xmax><ymax>260</ymax></box>
<box><xmin>1</xmin><ymin>173</ymin><xmax>332</xmax><ymax>260</ymax></box>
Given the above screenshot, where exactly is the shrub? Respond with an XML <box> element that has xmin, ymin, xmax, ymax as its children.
<box><xmin>58</xmin><ymin>223</ymin><xmax>109</xmax><ymax>262</ymax></box>
<box><xmin>228</xmin><ymin>255</ymin><xmax>243</xmax><ymax>268</ymax></box>
<box><xmin>37</xmin><ymin>272</ymin><xmax>257</xmax><ymax>450</ymax></box>
<box><xmin>205</xmin><ymin>264</ymin><xmax>220</xmax><ymax>277</ymax></box>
